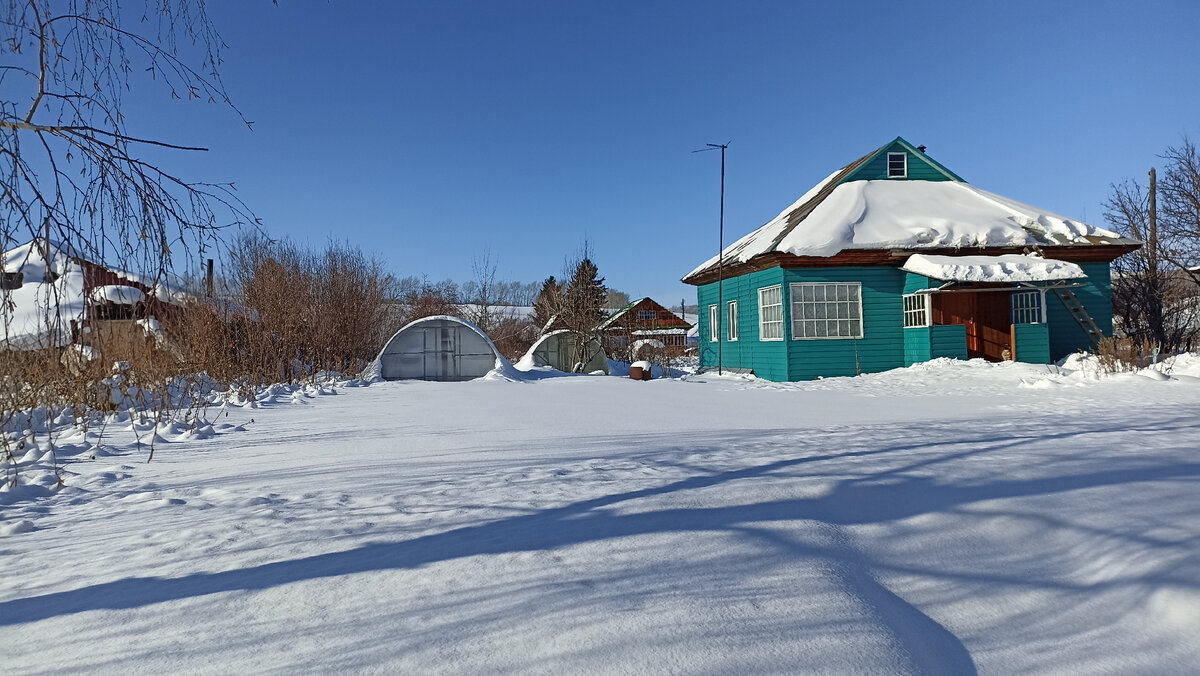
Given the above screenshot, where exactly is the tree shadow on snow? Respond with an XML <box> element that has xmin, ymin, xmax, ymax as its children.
<box><xmin>6</xmin><ymin>412</ymin><xmax>1200</xmax><ymax>674</ymax></box>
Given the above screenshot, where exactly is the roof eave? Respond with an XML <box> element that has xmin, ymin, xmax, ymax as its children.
<box><xmin>681</xmin><ymin>243</ymin><xmax>1142</xmax><ymax>286</ymax></box>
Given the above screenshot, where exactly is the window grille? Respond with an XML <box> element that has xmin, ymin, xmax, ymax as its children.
<box><xmin>887</xmin><ymin>152</ymin><xmax>907</xmax><ymax>178</ymax></box>
<box><xmin>1011</xmin><ymin>290</ymin><xmax>1041</xmax><ymax>324</ymax></box>
<box><xmin>637</xmin><ymin>309</ymin><xmax>656</xmax><ymax>321</ymax></box>
<box><xmin>903</xmin><ymin>293</ymin><xmax>929</xmax><ymax>328</ymax></box>
<box><xmin>758</xmin><ymin>285</ymin><xmax>783</xmax><ymax>340</ymax></box>
<box><xmin>790</xmin><ymin>282</ymin><xmax>863</xmax><ymax>339</ymax></box>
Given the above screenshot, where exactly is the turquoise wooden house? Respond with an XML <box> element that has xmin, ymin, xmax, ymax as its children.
<box><xmin>682</xmin><ymin>137</ymin><xmax>1140</xmax><ymax>381</ymax></box>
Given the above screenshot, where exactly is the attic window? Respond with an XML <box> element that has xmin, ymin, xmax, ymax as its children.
<box><xmin>887</xmin><ymin>152</ymin><xmax>907</xmax><ymax>178</ymax></box>
<box><xmin>637</xmin><ymin>309</ymin><xmax>656</xmax><ymax>321</ymax></box>
<box><xmin>1</xmin><ymin>272</ymin><xmax>22</xmax><ymax>290</ymax></box>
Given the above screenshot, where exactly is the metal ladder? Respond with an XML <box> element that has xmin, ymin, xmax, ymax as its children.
<box><xmin>1052</xmin><ymin>287</ymin><xmax>1103</xmax><ymax>344</ymax></box>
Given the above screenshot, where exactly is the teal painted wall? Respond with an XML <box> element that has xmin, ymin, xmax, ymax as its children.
<box><xmin>1013</xmin><ymin>323</ymin><xmax>1051</xmax><ymax>363</ymax></box>
<box><xmin>843</xmin><ymin>140</ymin><xmax>958</xmax><ymax>183</ymax></box>
<box><xmin>695</xmin><ymin>259</ymin><xmax>1113</xmax><ymax>380</ymax></box>
<box><xmin>903</xmin><ymin>327</ymin><xmax>932</xmax><ymax>365</ymax></box>
<box><xmin>697</xmin><ymin>268</ymin><xmax>788</xmax><ymax>380</ymax></box>
<box><xmin>1046</xmin><ymin>262</ymin><xmax>1114</xmax><ymax>360</ymax></box>
<box><xmin>930</xmin><ymin>324</ymin><xmax>968</xmax><ymax>360</ymax></box>
<box><xmin>903</xmin><ymin>324</ymin><xmax>968</xmax><ymax>364</ymax></box>
<box><xmin>699</xmin><ymin>266</ymin><xmax>907</xmax><ymax>381</ymax></box>
<box><xmin>903</xmin><ymin>273</ymin><xmax>933</xmax><ymax>294</ymax></box>
<box><xmin>782</xmin><ymin>267</ymin><xmax>907</xmax><ymax>380</ymax></box>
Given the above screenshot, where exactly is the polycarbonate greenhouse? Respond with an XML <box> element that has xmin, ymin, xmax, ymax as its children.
<box><xmin>377</xmin><ymin>316</ymin><xmax>503</xmax><ymax>381</ymax></box>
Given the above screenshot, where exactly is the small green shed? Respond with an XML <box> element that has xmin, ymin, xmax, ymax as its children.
<box><xmin>682</xmin><ymin>137</ymin><xmax>1140</xmax><ymax>381</ymax></box>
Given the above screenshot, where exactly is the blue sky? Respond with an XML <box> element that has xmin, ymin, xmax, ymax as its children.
<box><xmin>128</xmin><ymin>0</ymin><xmax>1200</xmax><ymax>305</ymax></box>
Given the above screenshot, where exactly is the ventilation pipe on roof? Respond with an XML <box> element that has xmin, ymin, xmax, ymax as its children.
<box><xmin>917</xmin><ymin>145</ymin><xmax>927</xmax><ymax>153</ymax></box>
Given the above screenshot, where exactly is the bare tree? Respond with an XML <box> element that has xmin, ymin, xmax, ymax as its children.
<box><xmin>1</xmin><ymin>1</ymin><xmax>254</xmax><ymax>286</ymax></box>
<box><xmin>1106</xmin><ymin>141</ymin><xmax>1200</xmax><ymax>353</ymax></box>
<box><xmin>463</xmin><ymin>248</ymin><xmax>502</xmax><ymax>333</ymax></box>
<box><xmin>1157</xmin><ymin>139</ymin><xmax>1200</xmax><ymax>286</ymax></box>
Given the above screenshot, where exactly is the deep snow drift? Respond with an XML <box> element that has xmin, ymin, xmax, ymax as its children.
<box><xmin>3</xmin><ymin>358</ymin><xmax>1200</xmax><ymax>674</ymax></box>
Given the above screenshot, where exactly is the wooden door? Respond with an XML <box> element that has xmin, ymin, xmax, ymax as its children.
<box><xmin>975</xmin><ymin>292</ymin><xmax>1010</xmax><ymax>361</ymax></box>
<box><xmin>931</xmin><ymin>290</ymin><xmax>1011</xmax><ymax>361</ymax></box>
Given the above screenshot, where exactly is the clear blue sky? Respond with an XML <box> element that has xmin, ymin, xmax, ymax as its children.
<box><xmin>129</xmin><ymin>0</ymin><xmax>1200</xmax><ymax>306</ymax></box>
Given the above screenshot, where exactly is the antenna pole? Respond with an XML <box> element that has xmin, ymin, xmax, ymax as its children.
<box><xmin>707</xmin><ymin>143</ymin><xmax>728</xmax><ymax>376</ymax></box>
<box><xmin>694</xmin><ymin>142</ymin><xmax>730</xmax><ymax>377</ymax></box>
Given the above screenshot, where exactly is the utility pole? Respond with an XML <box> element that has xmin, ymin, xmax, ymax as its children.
<box><xmin>1149</xmin><ymin>167</ymin><xmax>1162</xmax><ymax>348</ymax></box>
<box><xmin>1148</xmin><ymin>167</ymin><xmax>1157</xmax><ymax>274</ymax></box>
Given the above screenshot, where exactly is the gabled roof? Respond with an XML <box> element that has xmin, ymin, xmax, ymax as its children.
<box><xmin>596</xmin><ymin>297</ymin><xmax>690</xmax><ymax>331</ymax></box>
<box><xmin>683</xmin><ymin>138</ymin><xmax>1139</xmax><ymax>284</ymax></box>
<box><xmin>596</xmin><ymin>298</ymin><xmax>642</xmax><ymax>330</ymax></box>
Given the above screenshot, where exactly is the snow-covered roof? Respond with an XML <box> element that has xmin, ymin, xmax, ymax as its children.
<box><xmin>2</xmin><ymin>241</ymin><xmax>86</xmax><ymax>349</ymax></box>
<box><xmin>88</xmin><ymin>285</ymin><xmax>146</xmax><ymax>305</ymax></box>
<box><xmin>632</xmin><ymin>328</ymin><xmax>688</xmax><ymax>335</ymax></box>
<box><xmin>685</xmin><ymin>140</ymin><xmax>1137</xmax><ymax>281</ymax></box>
<box><xmin>901</xmin><ymin>254</ymin><xmax>1087</xmax><ymax>284</ymax></box>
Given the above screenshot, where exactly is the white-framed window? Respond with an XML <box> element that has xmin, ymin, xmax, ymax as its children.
<box><xmin>708</xmin><ymin>304</ymin><xmax>718</xmax><ymax>342</ymax></box>
<box><xmin>790</xmin><ymin>282</ymin><xmax>863</xmax><ymax>339</ymax></box>
<box><xmin>758</xmin><ymin>285</ymin><xmax>783</xmax><ymax>341</ymax></box>
<box><xmin>1011</xmin><ymin>290</ymin><xmax>1041</xmax><ymax>324</ymax></box>
<box><xmin>902</xmin><ymin>293</ymin><xmax>930</xmax><ymax>328</ymax></box>
<box><xmin>887</xmin><ymin>152</ymin><xmax>907</xmax><ymax>178</ymax></box>
<box><xmin>637</xmin><ymin>309</ymin><xmax>656</xmax><ymax>321</ymax></box>
<box><xmin>727</xmin><ymin>300</ymin><xmax>738</xmax><ymax>341</ymax></box>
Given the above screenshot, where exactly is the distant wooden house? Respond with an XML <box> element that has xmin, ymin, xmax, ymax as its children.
<box><xmin>597</xmin><ymin>297</ymin><xmax>692</xmax><ymax>360</ymax></box>
<box><xmin>682</xmin><ymin>137</ymin><xmax>1141</xmax><ymax>380</ymax></box>
<box><xmin>2</xmin><ymin>238</ymin><xmax>188</xmax><ymax>352</ymax></box>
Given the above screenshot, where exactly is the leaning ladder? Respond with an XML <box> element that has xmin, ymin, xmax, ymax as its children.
<box><xmin>1052</xmin><ymin>287</ymin><xmax>1103</xmax><ymax>344</ymax></box>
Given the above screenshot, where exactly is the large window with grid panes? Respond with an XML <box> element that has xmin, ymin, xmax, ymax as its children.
<box><xmin>758</xmin><ymin>285</ymin><xmax>783</xmax><ymax>340</ymax></box>
<box><xmin>1011</xmin><ymin>290</ymin><xmax>1042</xmax><ymax>324</ymax></box>
<box><xmin>790</xmin><ymin>282</ymin><xmax>863</xmax><ymax>339</ymax></box>
<box><xmin>902</xmin><ymin>293</ymin><xmax>930</xmax><ymax>328</ymax></box>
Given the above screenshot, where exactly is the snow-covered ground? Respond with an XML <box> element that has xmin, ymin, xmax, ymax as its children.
<box><xmin>4</xmin><ymin>358</ymin><xmax>1200</xmax><ymax>674</ymax></box>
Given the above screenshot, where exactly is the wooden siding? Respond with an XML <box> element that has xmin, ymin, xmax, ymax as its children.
<box><xmin>931</xmin><ymin>324</ymin><xmax>968</xmax><ymax>360</ymax></box>
<box><xmin>903</xmin><ymin>327</ymin><xmax>932</xmax><ymax>365</ymax></box>
<box><xmin>843</xmin><ymin>140</ymin><xmax>955</xmax><ymax>183</ymax></box>
<box><xmin>902</xmin><ymin>323</ymin><xmax>968</xmax><ymax>366</ymax></box>
<box><xmin>1012</xmin><ymin>323</ymin><xmax>1051</xmax><ymax>363</ymax></box>
<box><xmin>903</xmin><ymin>272</ymin><xmax>933</xmax><ymax>294</ymax></box>
<box><xmin>783</xmin><ymin>267</ymin><xmax>906</xmax><ymax>380</ymax></box>
<box><xmin>697</xmin><ymin>268</ymin><xmax>788</xmax><ymax>380</ymax></box>
<box><xmin>1046</xmin><ymin>262</ymin><xmax>1114</xmax><ymax>360</ymax></box>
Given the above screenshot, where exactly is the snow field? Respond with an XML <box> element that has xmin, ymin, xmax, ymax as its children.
<box><xmin>2</xmin><ymin>359</ymin><xmax>1200</xmax><ymax>673</ymax></box>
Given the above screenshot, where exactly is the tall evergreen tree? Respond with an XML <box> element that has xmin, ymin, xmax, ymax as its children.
<box><xmin>563</xmin><ymin>258</ymin><xmax>608</xmax><ymax>371</ymax></box>
<box><xmin>532</xmin><ymin>275</ymin><xmax>563</xmax><ymax>335</ymax></box>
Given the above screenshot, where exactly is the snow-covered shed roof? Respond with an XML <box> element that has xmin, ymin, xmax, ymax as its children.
<box><xmin>684</xmin><ymin>137</ymin><xmax>1138</xmax><ymax>283</ymax></box>
<box><xmin>89</xmin><ymin>285</ymin><xmax>146</xmax><ymax>305</ymax></box>
<box><xmin>901</xmin><ymin>254</ymin><xmax>1086</xmax><ymax>284</ymax></box>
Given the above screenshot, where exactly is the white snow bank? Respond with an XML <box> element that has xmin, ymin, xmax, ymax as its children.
<box><xmin>901</xmin><ymin>253</ymin><xmax>1086</xmax><ymax>283</ymax></box>
<box><xmin>688</xmin><ymin>179</ymin><xmax>1127</xmax><ymax>277</ymax></box>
